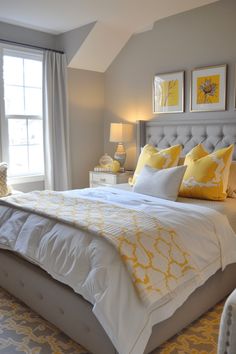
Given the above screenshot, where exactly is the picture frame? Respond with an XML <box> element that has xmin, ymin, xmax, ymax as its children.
<box><xmin>191</xmin><ymin>64</ymin><xmax>227</xmax><ymax>112</ymax></box>
<box><xmin>153</xmin><ymin>71</ymin><xmax>184</xmax><ymax>114</ymax></box>
<box><xmin>234</xmin><ymin>64</ymin><xmax>236</xmax><ymax>110</ymax></box>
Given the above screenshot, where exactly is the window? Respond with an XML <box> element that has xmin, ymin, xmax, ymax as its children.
<box><xmin>0</xmin><ymin>46</ymin><xmax>44</xmax><ymax>182</ymax></box>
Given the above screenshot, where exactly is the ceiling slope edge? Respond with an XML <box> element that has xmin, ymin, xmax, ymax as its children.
<box><xmin>57</xmin><ymin>22</ymin><xmax>96</xmax><ymax>65</ymax></box>
<box><xmin>67</xmin><ymin>22</ymin><xmax>132</xmax><ymax>73</ymax></box>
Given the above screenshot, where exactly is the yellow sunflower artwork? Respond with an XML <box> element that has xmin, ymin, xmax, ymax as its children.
<box><xmin>197</xmin><ymin>75</ymin><xmax>220</xmax><ymax>104</ymax></box>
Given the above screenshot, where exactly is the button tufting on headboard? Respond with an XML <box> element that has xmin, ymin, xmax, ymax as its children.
<box><xmin>137</xmin><ymin>118</ymin><xmax>236</xmax><ymax>160</ymax></box>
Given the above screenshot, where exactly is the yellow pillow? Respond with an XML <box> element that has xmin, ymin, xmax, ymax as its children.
<box><xmin>179</xmin><ymin>144</ymin><xmax>234</xmax><ymax>201</ymax></box>
<box><xmin>131</xmin><ymin>144</ymin><xmax>182</xmax><ymax>185</ymax></box>
<box><xmin>184</xmin><ymin>144</ymin><xmax>208</xmax><ymax>165</ymax></box>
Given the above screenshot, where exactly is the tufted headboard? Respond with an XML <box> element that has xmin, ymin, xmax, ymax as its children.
<box><xmin>137</xmin><ymin>117</ymin><xmax>236</xmax><ymax>160</ymax></box>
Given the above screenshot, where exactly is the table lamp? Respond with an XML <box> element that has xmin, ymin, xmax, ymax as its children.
<box><xmin>110</xmin><ymin>123</ymin><xmax>133</xmax><ymax>169</ymax></box>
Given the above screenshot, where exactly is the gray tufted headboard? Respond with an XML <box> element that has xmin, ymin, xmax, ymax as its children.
<box><xmin>137</xmin><ymin>117</ymin><xmax>236</xmax><ymax>160</ymax></box>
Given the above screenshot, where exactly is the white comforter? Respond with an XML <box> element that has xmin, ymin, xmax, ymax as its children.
<box><xmin>0</xmin><ymin>187</ymin><xmax>236</xmax><ymax>354</ymax></box>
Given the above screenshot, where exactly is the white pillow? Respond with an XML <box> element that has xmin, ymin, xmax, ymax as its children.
<box><xmin>133</xmin><ymin>164</ymin><xmax>187</xmax><ymax>201</ymax></box>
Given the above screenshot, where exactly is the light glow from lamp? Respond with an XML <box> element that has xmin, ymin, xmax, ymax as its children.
<box><xmin>110</xmin><ymin>123</ymin><xmax>133</xmax><ymax>168</ymax></box>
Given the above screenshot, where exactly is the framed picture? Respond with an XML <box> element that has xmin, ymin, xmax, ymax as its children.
<box><xmin>191</xmin><ymin>64</ymin><xmax>227</xmax><ymax>112</ymax></box>
<box><xmin>153</xmin><ymin>71</ymin><xmax>184</xmax><ymax>114</ymax></box>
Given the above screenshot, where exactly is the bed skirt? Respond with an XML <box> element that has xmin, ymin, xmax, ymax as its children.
<box><xmin>0</xmin><ymin>250</ymin><xmax>236</xmax><ymax>354</ymax></box>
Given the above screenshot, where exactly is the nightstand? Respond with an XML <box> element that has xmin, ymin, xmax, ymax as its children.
<box><xmin>89</xmin><ymin>171</ymin><xmax>131</xmax><ymax>188</ymax></box>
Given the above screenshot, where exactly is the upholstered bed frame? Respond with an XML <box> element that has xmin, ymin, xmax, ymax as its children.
<box><xmin>1</xmin><ymin>116</ymin><xmax>236</xmax><ymax>354</ymax></box>
<box><xmin>136</xmin><ymin>116</ymin><xmax>236</xmax><ymax>159</ymax></box>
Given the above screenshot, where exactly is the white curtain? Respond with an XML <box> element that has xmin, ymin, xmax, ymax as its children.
<box><xmin>43</xmin><ymin>51</ymin><xmax>71</xmax><ymax>190</ymax></box>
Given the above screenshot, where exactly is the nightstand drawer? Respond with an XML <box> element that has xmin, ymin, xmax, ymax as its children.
<box><xmin>91</xmin><ymin>173</ymin><xmax>116</xmax><ymax>185</ymax></box>
<box><xmin>89</xmin><ymin>171</ymin><xmax>132</xmax><ymax>188</ymax></box>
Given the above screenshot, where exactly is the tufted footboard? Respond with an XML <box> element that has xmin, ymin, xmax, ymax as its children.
<box><xmin>218</xmin><ymin>288</ymin><xmax>236</xmax><ymax>354</ymax></box>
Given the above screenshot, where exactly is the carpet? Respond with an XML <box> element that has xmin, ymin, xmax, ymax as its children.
<box><xmin>0</xmin><ymin>286</ymin><xmax>223</xmax><ymax>354</ymax></box>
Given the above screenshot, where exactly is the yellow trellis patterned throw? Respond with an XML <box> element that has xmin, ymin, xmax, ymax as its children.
<box><xmin>2</xmin><ymin>191</ymin><xmax>195</xmax><ymax>305</ymax></box>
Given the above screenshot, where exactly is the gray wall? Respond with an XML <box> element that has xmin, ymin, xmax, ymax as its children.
<box><xmin>104</xmin><ymin>0</ymin><xmax>236</xmax><ymax>169</ymax></box>
<box><xmin>0</xmin><ymin>21</ymin><xmax>58</xmax><ymax>50</ymax></box>
<box><xmin>68</xmin><ymin>68</ymin><xmax>104</xmax><ymax>188</ymax></box>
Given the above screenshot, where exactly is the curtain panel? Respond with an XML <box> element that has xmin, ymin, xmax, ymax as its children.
<box><xmin>43</xmin><ymin>51</ymin><xmax>71</xmax><ymax>190</ymax></box>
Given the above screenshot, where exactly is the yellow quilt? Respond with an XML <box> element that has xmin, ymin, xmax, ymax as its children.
<box><xmin>2</xmin><ymin>191</ymin><xmax>195</xmax><ymax>304</ymax></box>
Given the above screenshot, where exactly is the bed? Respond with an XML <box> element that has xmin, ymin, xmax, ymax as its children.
<box><xmin>0</xmin><ymin>116</ymin><xmax>236</xmax><ymax>354</ymax></box>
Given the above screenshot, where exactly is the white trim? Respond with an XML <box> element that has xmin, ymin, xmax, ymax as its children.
<box><xmin>0</xmin><ymin>46</ymin><xmax>9</xmax><ymax>163</ymax></box>
<box><xmin>2</xmin><ymin>45</ymin><xmax>43</xmax><ymax>60</ymax></box>
<box><xmin>0</xmin><ymin>43</ymin><xmax>45</xmax><ymax>179</ymax></box>
<box><xmin>9</xmin><ymin>174</ymin><xmax>44</xmax><ymax>185</ymax></box>
<box><xmin>7</xmin><ymin>115</ymin><xmax>42</xmax><ymax>120</ymax></box>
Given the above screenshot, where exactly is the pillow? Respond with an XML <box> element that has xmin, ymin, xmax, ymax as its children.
<box><xmin>131</xmin><ymin>144</ymin><xmax>182</xmax><ymax>185</ymax></box>
<box><xmin>184</xmin><ymin>144</ymin><xmax>208</xmax><ymax>165</ymax></box>
<box><xmin>0</xmin><ymin>163</ymin><xmax>10</xmax><ymax>197</ymax></box>
<box><xmin>227</xmin><ymin>161</ymin><xmax>236</xmax><ymax>198</ymax></box>
<box><xmin>178</xmin><ymin>144</ymin><xmax>236</xmax><ymax>198</ymax></box>
<box><xmin>179</xmin><ymin>144</ymin><xmax>234</xmax><ymax>201</ymax></box>
<box><xmin>133</xmin><ymin>165</ymin><xmax>187</xmax><ymax>201</ymax></box>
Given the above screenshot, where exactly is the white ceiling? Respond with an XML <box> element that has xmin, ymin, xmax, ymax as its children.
<box><xmin>0</xmin><ymin>0</ymin><xmax>219</xmax><ymax>72</ymax></box>
<box><xmin>0</xmin><ymin>0</ymin><xmax>218</xmax><ymax>34</ymax></box>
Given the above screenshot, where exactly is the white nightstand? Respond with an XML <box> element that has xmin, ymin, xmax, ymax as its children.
<box><xmin>89</xmin><ymin>171</ymin><xmax>131</xmax><ymax>188</ymax></box>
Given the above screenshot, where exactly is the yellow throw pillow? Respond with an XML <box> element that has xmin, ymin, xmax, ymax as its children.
<box><xmin>179</xmin><ymin>144</ymin><xmax>234</xmax><ymax>201</ymax></box>
<box><xmin>184</xmin><ymin>144</ymin><xmax>208</xmax><ymax>165</ymax></box>
<box><xmin>131</xmin><ymin>144</ymin><xmax>182</xmax><ymax>185</ymax></box>
<box><xmin>0</xmin><ymin>163</ymin><xmax>9</xmax><ymax>197</ymax></box>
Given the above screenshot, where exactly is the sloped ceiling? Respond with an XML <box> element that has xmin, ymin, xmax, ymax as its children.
<box><xmin>0</xmin><ymin>0</ymin><xmax>219</xmax><ymax>72</ymax></box>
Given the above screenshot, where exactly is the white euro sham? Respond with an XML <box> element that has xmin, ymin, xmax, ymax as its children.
<box><xmin>133</xmin><ymin>164</ymin><xmax>186</xmax><ymax>201</ymax></box>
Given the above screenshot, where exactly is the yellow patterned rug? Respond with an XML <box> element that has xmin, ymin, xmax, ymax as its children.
<box><xmin>0</xmin><ymin>286</ymin><xmax>223</xmax><ymax>354</ymax></box>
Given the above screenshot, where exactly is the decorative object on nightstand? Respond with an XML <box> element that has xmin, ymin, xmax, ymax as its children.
<box><xmin>94</xmin><ymin>153</ymin><xmax>120</xmax><ymax>173</ymax></box>
<box><xmin>99</xmin><ymin>153</ymin><xmax>113</xmax><ymax>168</ymax></box>
<box><xmin>109</xmin><ymin>123</ymin><xmax>133</xmax><ymax>169</ymax></box>
<box><xmin>89</xmin><ymin>171</ymin><xmax>132</xmax><ymax>188</ymax></box>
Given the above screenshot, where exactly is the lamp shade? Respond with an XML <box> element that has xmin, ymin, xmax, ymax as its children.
<box><xmin>109</xmin><ymin>123</ymin><xmax>133</xmax><ymax>143</ymax></box>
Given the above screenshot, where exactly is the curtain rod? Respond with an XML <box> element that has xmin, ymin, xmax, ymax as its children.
<box><xmin>0</xmin><ymin>38</ymin><xmax>64</xmax><ymax>54</ymax></box>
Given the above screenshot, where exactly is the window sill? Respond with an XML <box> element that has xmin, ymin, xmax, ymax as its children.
<box><xmin>9</xmin><ymin>175</ymin><xmax>45</xmax><ymax>185</ymax></box>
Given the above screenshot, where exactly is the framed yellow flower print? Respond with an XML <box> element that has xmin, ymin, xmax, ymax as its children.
<box><xmin>191</xmin><ymin>64</ymin><xmax>227</xmax><ymax>112</ymax></box>
<box><xmin>153</xmin><ymin>71</ymin><xmax>184</xmax><ymax>114</ymax></box>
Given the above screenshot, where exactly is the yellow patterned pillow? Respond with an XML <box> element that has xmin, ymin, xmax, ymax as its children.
<box><xmin>131</xmin><ymin>144</ymin><xmax>182</xmax><ymax>185</ymax></box>
<box><xmin>179</xmin><ymin>144</ymin><xmax>234</xmax><ymax>200</ymax></box>
<box><xmin>184</xmin><ymin>144</ymin><xmax>208</xmax><ymax>165</ymax></box>
<box><xmin>0</xmin><ymin>163</ymin><xmax>9</xmax><ymax>197</ymax></box>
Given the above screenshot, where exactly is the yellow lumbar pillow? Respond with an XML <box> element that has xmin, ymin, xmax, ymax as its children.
<box><xmin>179</xmin><ymin>144</ymin><xmax>234</xmax><ymax>201</ymax></box>
<box><xmin>131</xmin><ymin>144</ymin><xmax>182</xmax><ymax>185</ymax></box>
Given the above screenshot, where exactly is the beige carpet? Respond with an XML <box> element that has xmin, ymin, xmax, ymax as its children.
<box><xmin>0</xmin><ymin>286</ymin><xmax>223</xmax><ymax>354</ymax></box>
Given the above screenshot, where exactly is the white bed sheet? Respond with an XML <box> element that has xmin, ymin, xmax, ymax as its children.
<box><xmin>1</xmin><ymin>187</ymin><xmax>236</xmax><ymax>354</ymax></box>
<box><xmin>177</xmin><ymin>197</ymin><xmax>236</xmax><ymax>233</ymax></box>
<box><xmin>114</xmin><ymin>183</ymin><xmax>236</xmax><ymax>233</ymax></box>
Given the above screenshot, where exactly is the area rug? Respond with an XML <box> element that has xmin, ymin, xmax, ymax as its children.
<box><xmin>0</xmin><ymin>286</ymin><xmax>223</xmax><ymax>354</ymax></box>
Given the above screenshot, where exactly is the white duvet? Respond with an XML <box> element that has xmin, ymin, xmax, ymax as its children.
<box><xmin>0</xmin><ymin>187</ymin><xmax>236</xmax><ymax>354</ymax></box>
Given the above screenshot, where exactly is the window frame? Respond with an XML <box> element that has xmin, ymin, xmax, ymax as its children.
<box><xmin>0</xmin><ymin>44</ymin><xmax>44</xmax><ymax>185</ymax></box>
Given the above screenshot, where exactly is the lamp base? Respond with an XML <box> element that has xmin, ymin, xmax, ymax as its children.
<box><xmin>114</xmin><ymin>143</ymin><xmax>126</xmax><ymax>168</ymax></box>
